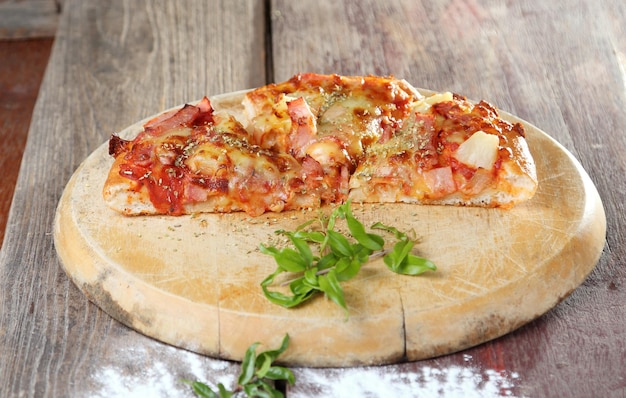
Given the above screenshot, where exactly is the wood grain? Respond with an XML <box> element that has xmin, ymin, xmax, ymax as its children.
<box><xmin>0</xmin><ymin>0</ymin><xmax>625</xmax><ymax>396</ymax></box>
<box><xmin>0</xmin><ymin>1</ymin><xmax>266</xmax><ymax>397</ymax></box>
<box><xmin>269</xmin><ymin>0</ymin><xmax>625</xmax><ymax>396</ymax></box>
<box><xmin>0</xmin><ymin>0</ymin><xmax>60</xmax><ymax>39</ymax></box>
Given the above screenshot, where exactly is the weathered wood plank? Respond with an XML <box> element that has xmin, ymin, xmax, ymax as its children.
<box><xmin>0</xmin><ymin>0</ymin><xmax>624</xmax><ymax>397</ymax></box>
<box><xmin>0</xmin><ymin>1</ymin><xmax>265</xmax><ymax>397</ymax></box>
<box><xmin>0</xmin><ymin>39</ymin><xmax>52</xmax><ymax>246</ymax></box>
<box><xmin>269</xmin><ymin>0</ymin><xmax>625</xmax><ymax>396</ymax></box>
<box><xmin>0</xmin><ymin>0</ymin><xmax>60</xmax><ymax>39</ymax></box>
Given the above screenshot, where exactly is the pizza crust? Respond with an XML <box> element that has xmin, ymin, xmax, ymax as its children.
<box><xmin>103</xmin><ymin>157</ymin><xmax>155</xmax><ymax>215</ymax></box>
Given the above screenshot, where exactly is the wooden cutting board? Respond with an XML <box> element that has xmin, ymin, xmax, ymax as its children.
<box><xmin>53</xmin><ymin>91</ymin><xmax>606</xmax><ymax>367</ymax></box>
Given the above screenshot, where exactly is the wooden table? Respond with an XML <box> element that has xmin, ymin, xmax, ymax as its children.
<box><xmin>1</xmin><ymin>1</ymin><xmax>624</xmax><ymax>396</ymax></box>
<box><xmin>0</xmin><ymin>38</ymin><xmax>53</xmax><ymax>245</ymax></box>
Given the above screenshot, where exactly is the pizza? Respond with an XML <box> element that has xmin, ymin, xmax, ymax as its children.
<box><xmin>103</xmin><ymin>73</ymin><xmax>538</xmax><ymax>216</ymax></box>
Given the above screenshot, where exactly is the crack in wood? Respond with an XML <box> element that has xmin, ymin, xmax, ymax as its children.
<box><xmin>264</xmin><ymin>0</ymin><xmax>275</xmax><ymax>84</ymax></box>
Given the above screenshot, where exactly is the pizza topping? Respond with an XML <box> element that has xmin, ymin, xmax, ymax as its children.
<box><xmin>103</xmin><ymin>73</ymin><xmax>538</xmax><ymax>216</ymax></box>
<box><xmin>286</xmin><ymin>96</ymin><xmax>318</xmax><ymax>158</ymax></box>
<box><xmin>412</xmin><ymin>91</ymin><xmax>454</xmax><ymax>113</ymax></box>
<box><xmin>242</xmin><ymin>92</ymin><xmax>294</xmax><ymax>150</ymax></box>
<box><xmin>422</xmin><ymin>166</ymin><xmax>456</xmax><ymax>197</ymax></box>
<box><xmin>244</xmin><ymin>74</ymin><xmax>419</xmax><ymax>161</ymax></box>
<box><xmin>459</xmin><ymin>168</ymin><xmax>495</xmax><ymax>195</ymax></box>
<box><xmin>453</xmin><ymin>130</ymin><xmax>499</xmax><ymax>170</ymax></box>
<box><xmin>304</xmin><ymin>137</ymin><xmax>351</xmax><ymax>169</ymax></box>
<box><xmin>145</xmin><ymin>105</ymin><xmax>198</xmax><ymax>136</ymax></box>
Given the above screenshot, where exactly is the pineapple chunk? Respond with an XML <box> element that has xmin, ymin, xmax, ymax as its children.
<box><xmin>413</xmin><ymin>92</ymin><xmax>454</xmax><ymax>113</ymax></box>
<box><xmin>453</xmin><ymin>130</ymin><xmax>499</xmax><ymax>170</ymax></box>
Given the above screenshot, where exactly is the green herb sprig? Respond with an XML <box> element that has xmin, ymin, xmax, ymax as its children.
<box><xmin>259</xmin><ymin>202</ymin><xmax>436</xmax><ymax>315</ymax></box>
<box><xmin>183</xmin><ymin>334</ymin><xmax>294</xmax><ymax>398</ymax></box>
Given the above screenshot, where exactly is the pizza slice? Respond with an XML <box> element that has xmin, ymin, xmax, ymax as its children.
<box><xmin>348</xmin><ymin>92</ymin><xmax>538</xmax><ymax>208</ymax></box>
<box><xmin>103</xmin><ymin>73</ymin><xmax>538</xmax><ymax>216</ymax></box>
<box><xmin>103</xmin><ymin>97</ymin><xmax>326</xmax><ymax>216</ymax></box>
<box><xmin>241</xmin><ymin>73</ymin><xmax>422</xmax><ymax>203</ymax></box>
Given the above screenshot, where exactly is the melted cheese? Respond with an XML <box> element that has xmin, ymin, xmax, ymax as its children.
<box><xmin>105</xmin><ymin>74</ymin><xmax>538</xmax><ymax>216</ymax></box>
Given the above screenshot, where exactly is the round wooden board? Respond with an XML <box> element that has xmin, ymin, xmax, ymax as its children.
<box><xmin>53</xmin><ymin>92</ymin><xmax>606</xmax><ymax>367</ymax></box>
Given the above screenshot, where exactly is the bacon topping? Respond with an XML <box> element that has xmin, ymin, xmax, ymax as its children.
<box><xmin>109</xmin><ymin>135</ymin><xmax>131</xmax><ymax>157</ymax></box>
<box><xmin>286</xmin><ymin>97</ymin><xmax>318</xmax><ymax>158</ymax></box>
<box><xmin>105</xmin><ymin>74</ymin><xmax>536</xmax><ymax>216</ymax></box>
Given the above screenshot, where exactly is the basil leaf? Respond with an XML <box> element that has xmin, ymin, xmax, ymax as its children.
<box><xmin>395</xmin><ymin>239</ymin><xmax>415</xmax><ymax>262</ymax></box>
<box><xmin>327</xmin><ymin>230</ymin><xmax>353</xmax><ymax>257</ymax></box>
<box><xmin>288</xmin><ymin>234</ymin><xmax>314</xmax><ymax>265</ymax></box>
<box><xmin>365</xmin><ymin>233</ymin><xmax>385</xmax><ymax>250</ymax></box>
<box><xmin>384</xmin><ymin>240</ymin><xmax>415</xmax><ymax>272</ymax></box>
<box><xmin>292</xmin><ymin>229</ymin><xmax>325</xmax><ymax>243</ymax></box>
<box><xmin>318</xmin><ymin>269</ymin><xmax>347</xmax><ymax>313</ymax></box>
<box><xmin>319</xmin><ymin>207</ymin><xmax>340</xmax><ymax>253</ymax></box>
<box><xmin>334</xmin><ymin>256</ymin><xmax>352</xmax><ymax>274</ymax></box>
<box><xmin>261</xmin><ymin>284</ymin><xmax>313</xmax><ymax>308</ymax></box>
<box><xmin>243</xmin><ymin>380</ymin><xmax>282</xmax><ymax>398</ymax></box>
<box><xmin>255</xmin><ymin>352</ymin><xmax>273</xmax><ymax>379</ymax></box>
<box><xmin>216</xmin><ymin>383</ymin><xmax>232</xmax><ymax>398</ymax></box>
<box><xmin>395</xmin><ymin>254</ymin><xmax>437</xmax><ymax>275</ymax></box>
<box><xmin>261</xmin><ymin>242</ymin><xmax>311</xmax><ymax>273</ymax></box>
<box><xmin>276</xmin><ymin>334</ymin><xmax>291</xmax><ymax>354</ymax></box>
<box><xmin>334</xmin><ymin>256</ymin><xmax>362</xmax><ymax>282</ymax></box>
<box><xmin>259</xmin><ymin>244</ymin><xmax>280</xmax><ymax>255</ymax></box>
<box><xmin>303</xmin><ymin>267</ymin><xmax>319</xmax><ymax>287</ymax></box>
<box><xmin>344</xmin><ymin>206</ymin><xmax>384</xmax><ymax>251</ymax></box>
<box><xmin>317</xmin><ymin>252</ymin><xmax>339</xmax><ymax>271</ymax></box>
<box><xmin>260</xmin><ymin>269</ymin><xmax>281</xmax><ymax>288</ymax></box>
<box><xmin>273</xmin><ymin>247</ymin><xmax>309</xmax><ymax>273</ymax></box>
<box><xmin>289</xmin><ymin>277</ymin><xmax>313</xmax><ymax>295</ymax></box>
<box><xmin>371</xmin><ymin>222</ymin><xmax>407</xmax><ymax>241</ymax></box>
<box><xmin>261</xmin><ymin>268</ymin><xmax>314</xmax><ymax>308</ymax></box>
<box><xmin>264</xmin><ymin>366</ymin><xmax>296</xmax><ymax>385</ymax></box>
<box><xmin>181</xmin><ymin>380</ymin><xmax>219</xmax><ymax>398</ymax></box>
<box><xmin>252</xmin><ymin>335</ymin><xmax>294</xmax><ymax>387</ymax></box>
<box><xmin>238</xmin><ymin>342</ymin><xmax>260</xmax><ymax>386</ymax></box>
